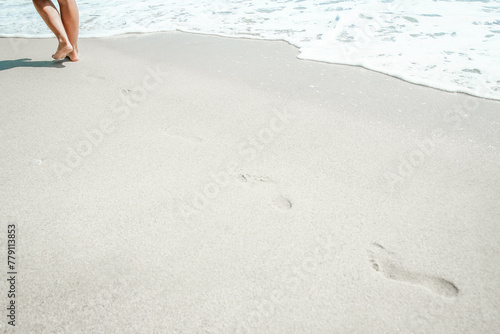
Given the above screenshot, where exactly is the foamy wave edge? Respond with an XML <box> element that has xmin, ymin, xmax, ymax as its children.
<box><xmin>2</xmin><ymin>29</ymin><xmax>499</xmax><ymax>102</ymax></box>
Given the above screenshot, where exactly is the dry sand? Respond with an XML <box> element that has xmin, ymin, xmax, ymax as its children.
<box><xmin>0</xmin><ymin>32</ymin><xmax>499</xmax><ymax>333</ymax></box>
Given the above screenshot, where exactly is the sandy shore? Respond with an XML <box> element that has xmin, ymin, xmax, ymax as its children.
<box><xmin>0</xmin><ymin>32</ymin><xmax>499</xmax><ymax>333</ymax></box>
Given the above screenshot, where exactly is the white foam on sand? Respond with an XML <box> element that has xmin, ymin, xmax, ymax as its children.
<box><xmin>1</xmin><ymin>0</ymin><xmax>500</xmax><ymax>100</ymax></box>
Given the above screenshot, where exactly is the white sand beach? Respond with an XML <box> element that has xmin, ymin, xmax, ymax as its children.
<box><xmin>0</xmin><ymin>32</ymin><xmax>499</xmax><ymax>333</ymax></box>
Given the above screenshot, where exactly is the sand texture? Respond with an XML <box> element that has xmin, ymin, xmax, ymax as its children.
<box><xmin>0</xmin><ymin>32</ymin><xmax>499</xmax><ymax>333</ymax></box>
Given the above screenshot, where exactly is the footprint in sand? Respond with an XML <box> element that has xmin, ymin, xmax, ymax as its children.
<box><xmin>367</xmin><ymin>243</ymin><xmax>459</xmax><ymax>298</ymax></box>
<box><xmin>237</xmin><ymin>173</ymin><xmax>292</xmax><ymax>210</ymax></box>
<box><xmin>165</xmin><ymin>126</ymin><xmax>202</xmax><ymax>143</ymax></box>
<box><xmin>272</xmin><ymin>195</ymin><xmax>293</xmax><ymax>210</ymax></box>
<box><xmin>86</xmin><ymin>73</ymin><xmax>105</xmax><ymax>80</ymax></box>
<box><xmin>29</xmin><ymin>158</ymin><xmax>44</xmax><ymax>166</ymax></box>
<box><xmin>237</xmin><ymin>173</ymin><xmax>275</xmax><ymax>185</ymax></box>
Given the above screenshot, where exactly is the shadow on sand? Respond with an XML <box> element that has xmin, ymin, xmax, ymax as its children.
<box><xmin>0</xmin><ymin>58</ymin><xmax>68</xmax><ymax>71</ymax></box>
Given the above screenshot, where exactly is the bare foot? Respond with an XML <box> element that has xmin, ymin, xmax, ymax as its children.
<box><xmin>67</xmin><ymin>46</ymin><xmax>80</xmax><ymax>62</ymax></box>
<box><xmin>52</xmin><ymin>41</ymin><xmax>73</xmax><ymax>60</ymax></box>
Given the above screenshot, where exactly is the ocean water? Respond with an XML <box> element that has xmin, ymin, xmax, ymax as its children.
<box><xmin>1</xmin><ymin>0</ymin><xmax>499</xmax><ymax>100</ymax></box>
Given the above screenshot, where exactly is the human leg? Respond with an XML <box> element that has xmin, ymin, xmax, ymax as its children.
<box><xmin>32</xmin><ymin>0</ymin><xmax>73</xmax><ymax>59</ymax></box>
<box><xmin>58</xmin><ymin>0</ymin><xmax>79</xmax><ymax>61</ymax></box>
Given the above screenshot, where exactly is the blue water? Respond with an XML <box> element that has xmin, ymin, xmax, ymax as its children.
<box><xmin>1</xmin><ymin>0</ymin><xmax>499</xmax><ymax>100</ymax></box>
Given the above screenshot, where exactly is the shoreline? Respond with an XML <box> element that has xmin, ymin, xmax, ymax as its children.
<box><xmin>2</xmin><ymin>29</ymin><xmax>500</xmax><ymax>102</ymax></box>
<box><xmin>1</xmin><ymin>32</ymin><xmax>499</xmax><ymax>332</ymax></box>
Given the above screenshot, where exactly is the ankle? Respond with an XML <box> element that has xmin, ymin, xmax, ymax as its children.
<box><xmin>58</xmin><ymin>37</ymin><xmax>71</xmax><ymax>46</ymax></box>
